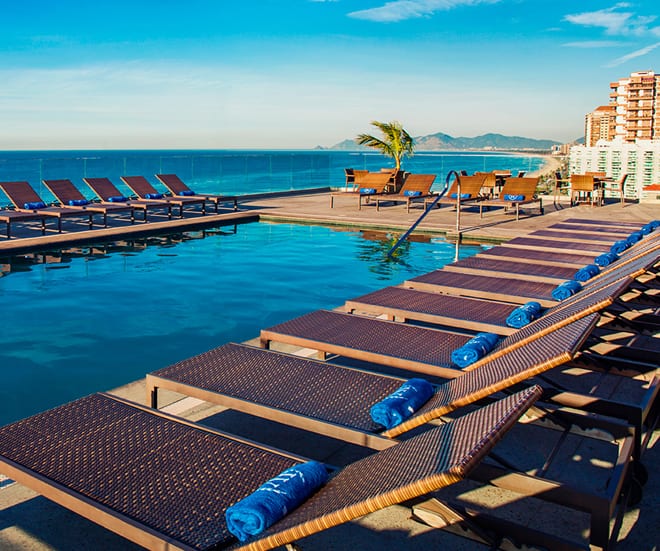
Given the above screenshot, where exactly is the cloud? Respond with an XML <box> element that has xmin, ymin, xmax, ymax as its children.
<box><xmin>564</xmin><ymin>3</ymin><xmax>659</xmax><ymax>36</ymax></box>
<box><xmin>348</xmin><ymin>0</ymin><xmax>499</xmax><ymax>23</ymax></box>
<box><xmin>605</xmin><ymin>41</ymin><xmax>660</xmax><ymax>66</ymax></box>
<box><xmin>562</xmin><ymin>40</ymin><xmax>624</xmax><ymax>48</ymax></box>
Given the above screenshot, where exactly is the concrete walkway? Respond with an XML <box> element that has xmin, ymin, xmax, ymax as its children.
<box><xmin>0</xmin><ymin>191</ymin><xmax>658</xmax><ymax>550</ymax></box>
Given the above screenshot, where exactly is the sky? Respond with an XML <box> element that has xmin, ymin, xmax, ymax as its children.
<box><xmin>1</xmin><ymin>0</ymin><xmax>659</xmax><ymax>150</ymax></box>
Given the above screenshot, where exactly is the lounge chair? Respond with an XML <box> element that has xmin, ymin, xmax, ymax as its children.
<box><xmin>0</xmin><ymin>181</ymin><xmax>95</xmax><ymax>232</ymax></box>
<box><xmin>373</xmin><ymin>173</ymin><xmax>436</xmax><ymax>212</ymax></box>
<box><xmin>121</xmin><ymin>175</ymin><xmax>207</xmax><ymax>217</ymax></box>
<box><xmin>147</xmin><ymin>315</ymin><xmax>650</xmax><ymax>549</ymax></box>
<box><xmin>0</xmin><ymin>208</ymin><xmax>47</xmax><ymax>238</ymax></box>
<box><xmin>344</xmin><ymin>168</ymin><xmax>369</xmax><ymax>191</ymax></box>
<box><xmin>0</xmin><ymin>388</ymin><xmax>540</xmax><ymax>551</ymax></box>
<box><xmin>330</xmin><ymin>171</ymin><xmax>393</xmax><ymax>210</ymax></box>
<box><xmin>42</xmin><ymin>179</ymin><xmax>136</xmax><ymax>226</ymax></box>
<box><xmin>83</xmin><ymin>176</ymin><xmax>174</xmax><ymax>221</ymax></box>
<box><xmin>431</xmin><ymin>174</ymin><xmax>486</xmax><ymax>210</ymax></box>
<box><xmin>479</xmin><ymin>177</ymin><xmax>543</xmax><ymax>221</ymax></box>
<box><xmin>155</xmin><ymin>173</ymin><xmax>238</xmax><ymax>212</ymax></box>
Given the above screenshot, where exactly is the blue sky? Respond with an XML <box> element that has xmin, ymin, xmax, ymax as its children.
<box><xmin>2</xmin><ymin>0</ymin><xmax>659</xmax><ymax>150</ymax></box>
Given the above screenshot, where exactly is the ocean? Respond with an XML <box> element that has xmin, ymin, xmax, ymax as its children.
<box><xmin>0</xmin><ymin>150</ymin><xmax>545</xmax><ymax>204</ymax></box>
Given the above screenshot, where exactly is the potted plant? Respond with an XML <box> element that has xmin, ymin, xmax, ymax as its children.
<box><xmin>356</xmin><ymin>121</ymin><xmax>415</xmax><ymax>192</ymax></box>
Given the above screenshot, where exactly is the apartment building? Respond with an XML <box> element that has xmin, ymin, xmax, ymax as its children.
<box><xmin>584</xmin><ymin>105</ymin><xmax>616</xmax><ymax>146</ymax></box>
<box><xmin>609</xmin><ymin>70</ymin><xmax>660</xmax><ymax>142</ymax></box>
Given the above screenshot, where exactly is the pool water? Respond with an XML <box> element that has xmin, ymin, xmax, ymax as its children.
<box><xmin>0</xmin><ymin>221</ymin><xmax>485</xmax><ymax>425</ymax></box>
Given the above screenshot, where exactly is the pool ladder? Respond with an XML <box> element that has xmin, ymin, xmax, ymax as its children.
<box><xmin>386</xmin><ymin>170</ymin><xmax>461</xmax><ymax>259</ymax></box>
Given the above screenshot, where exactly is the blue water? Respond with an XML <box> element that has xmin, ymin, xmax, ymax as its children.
<box><xmin>0</xmin><ymin>149</ymin><xmax>545</xmax><ymax>205</ymax></box>
<box><xmin>0</xmin><ymin>221</ymin><xmax>485</xmax><ymax>425</ymax></box>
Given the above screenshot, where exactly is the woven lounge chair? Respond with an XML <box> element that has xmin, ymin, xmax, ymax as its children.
<box><xmin>42</xmin><ymin>179</ymin><xmax>136</xmax><ymax>226</ymax></box>
<box><xmin>432</xmin><ymin>174</ymin><xmax>486</xmax><ymax>210</ymax></box>
<box><xmin>0</xmin><ymin>388</ymin><xmax>540</xmax><ymax>551</ymax></box>
<box><xmin>121</xmin><ymin>175</ymin><xmax>207</xmax><ymax>217</ymax></box>
<box><xmin>479</xmin><ymin>177</ymin><xmax>543</xmax><ymax>221</ymax></box>
<box><xmin>0</xmin><ymin>208</ymin><xmax>47</xmax><ymax>238</ymax></box>
<box><xmin>0</xmin><ymin>181</ymin><xmax>95</xmax><ymax>232</ymax></box>
<box><xmin>156</xmin><ymin>173</ymin><xmax>238</xmax><ymax>212</ymax></box>
<box><xmin>83</xmin><ymin>177</ymin><xmax>173</xmax><ymax>221</ymax></box>
<box><xmin>330</xmin><ymin>171</ymin><xmax>393</xmax><ymax>210</ymax></box>
<box><xmin>373</xmin><ymin>173</ymin><xmax>436</xmax><ymax>212</ymax></box>
<box><xmin>344</xmin><ymin>168</ymin><xmax>369</xmax><ymax>191</ymax></box>
<box><xmin>147</xmin><ymin>317</ymin><xmax>648</xmax><ymax>550</ymax></box>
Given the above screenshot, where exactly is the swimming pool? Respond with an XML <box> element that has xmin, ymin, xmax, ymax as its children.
<box><xmin>0</xmin><ymin>221</ymin><xmax>485</xmax><ymax>425</ymax></box>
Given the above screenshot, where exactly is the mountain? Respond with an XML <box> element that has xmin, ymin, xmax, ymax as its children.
<box><xmin>328</xmin><ymin>132</ymin><xmax>561</xmax><ymax>151</ymax></box>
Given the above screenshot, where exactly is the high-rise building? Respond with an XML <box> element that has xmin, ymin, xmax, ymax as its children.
<box><xmin>585</xmin><ymin>105</ymin><xmax>616</xmax><ymax>146</ymax></box>
<box><xmin>609</xmin><ymin>70</ymin><xmax>660</xmax><ymax>142</ymax></box>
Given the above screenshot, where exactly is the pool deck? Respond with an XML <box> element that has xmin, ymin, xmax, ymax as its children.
<box><xmin>1</xmin><ymin>190</ymin><xmax>659</xmax><ymax>550</ymax></box>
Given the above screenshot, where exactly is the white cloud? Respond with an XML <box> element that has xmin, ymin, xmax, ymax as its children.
<box><xmin>605</xmin><ymin>41</ymin><xmax>660</xmax><ymax>67</ymax></box>
<box><xmin>564</xmin><ymin>4</ymin><xmax>658</xmax><ymax>36</ymax></box>
<box><xmin>562</xmin><ymin>40</ymin><xmax>624</xmax><ymax>48</ymax></box>
<box><xmin>348</xmin><ymin>0</ymin><xmax>499</xmax><ymax>23</ymax></box>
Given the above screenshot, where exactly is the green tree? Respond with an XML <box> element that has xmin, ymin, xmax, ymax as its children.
<box><xmin>355</xmin><ymin>120</ymin><xmax>415</xmax><ymax>170</ymax></box>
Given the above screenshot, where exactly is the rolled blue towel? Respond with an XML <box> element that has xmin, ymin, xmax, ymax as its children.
<box><xmin>573</xmin><ymin>264</ymin><xmax>600</xmax><ymax>282</ymax></box>
<box><xmin>68</xmin><ymin>199</ymin><xmax>89</xmax><ymax>206</ymax></box>
<box><xmin>107</xmin><ymin>195</ymin><xmax>128</xmax><ymax>202</ymax></box>
<box><xmin>450</xmin><ymin>192</ymin><xmax>471</xmax><ymax>199</ymax></box>
<box><xmin>551</xmin><ymin>280</ymin><xmax>582</xmax><ymax>301</ymax></box>
<box><xmin>648</xmin><ymin>220</ymin><xmax>660</xmax><ymax>230</ymax></box>
<box><xmin>23</xmin><ymin>201</ymin><xmax>46</xmax><ymax>210</ymax></box>
<box><xmin>625</xmin><ymin>231</ymin><xmax>643</xmax><ymax>245</ymax></box>
<box><xmin>594</xmin><ymin>252</ymin><xmax>619</xmax><ymax>267</ymax></box>
<box><xmin>451</xmin><ymin>332</ymin><xmax>500</xmax><ymax>368</ymax></box>
<box><xmin>144</xmin><ymin>192</ymin><xmax>163</xmax><ymax>199</ymax></box>
<box><xmin>178</xmin><ymin>190</ymin><xmax>195</xmax><ymax>196</ymax></box>
<box><xmin>369</xmin><ymin>378</ymin><xmax>434</xmax><ymax>429</ymax></box>
<box><xmin>505</xmin><ymin>301</ymin><xmax>543</xmax><ymax>329</ymax></box>
<box><xmin>503</xmin><ymin>194</ymin><xmax>525</xmax><ymax>201</ymax></box>
<box><xmin>225</xmin><ymin>461</ymin><xmax>328</xmax><ymax>542</ymax></box>
<box><xmin>610</xmin><ymin>240</ymin><xmax>629</xmax><ymax>255</ymax></box>
<box><xmin>359</xmin><ymin>187</ymin><xmax>376</xmax><ymax>194</ymax></box>
<box><xmin>404</xmin><ymin>190</ymin><xmax>422</xmax><ymax>197</ymax></box>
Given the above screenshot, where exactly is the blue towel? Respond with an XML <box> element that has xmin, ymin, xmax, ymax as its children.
<box><xmin>23</xmin><ymin>201</ymin><xmax>46</xmax><ymax>210</ymax></box>
<box><xmin>225</xmin><ymin>461</ymin><xmax>328</xmax><ymax>542</ymax></box>
<box><xmin>610</xmin><ymin>240</ymin><xmax>629</xmax><ymax>255</ymax></box>
<box><xmin>503</xmin><ymin>194</ymin><xmax>525</xmax><ymax>201</ymax></box>
<box><xmin>107</xmin><ymin>195</ymin><xmax>128</xmax><ymax>202</ymax></box>
<box><xmin>404</xmin><ymin>190</ymin><xmax>422</xmax><ymax>197</ymax></box>
<box><xmin>369</xmin><ymin>378</ymin><xmax>434</xmax><ymax>429</ymax></box>
<box><xmin>505</xmin><ymin>301</ymin><xmax>542</xmax><ymax>329</ymax></box>
<box><xmin>144</xmin><ymin>193</ymin><xmax>163</xmax><ymax>199</ymax></box>
<box><xmin>450</xmin><ymin>192</ymin><xmax>471</xmax><ymax>199</ymax></box>
<box><xmin>68</xmin><ymin>199</ymin><xmax>89</xmax><ymax>206</ymax></box>
<box><xmin>573</xmin><ymin>264</ymin><xmax>600</xmax><ymax>282</ymax></box>
<box><xmin>594</xmin><ymin>252</ymin><xmax>619</xmax><ymax>267</ymax></box>
<box><xmin>359</xmin><ymin>187</ymin><xmax>376</xmax><ymax>194</ymax></box>
<box><xmin>451</xmin><ymin>332</ymin><xmax>499</xmax><ymax>368</ymax></box>
<box><xmin>625</xmin><ymin>231</ymin><xmax>643</xmax><ymax>245</ymax></box>
<box><xmin>178</xmin><ymin>190</ymin><xmax>195</xmax><ymax>196</ymax></box>
<box><xmin>551</xmin><ymin>280</ymin><xmax>582</xmax><ymax>301</ymax></box>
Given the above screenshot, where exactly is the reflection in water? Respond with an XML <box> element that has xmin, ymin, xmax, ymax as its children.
<box><xmin>353</xmin><ymin>230</ymin><xmax>415</xmax><ymax>279</ymax></box>
<box><xmin>0</xmin><ymin>225</ymin><xmax>238</xmax><ymax>278</ymax></box>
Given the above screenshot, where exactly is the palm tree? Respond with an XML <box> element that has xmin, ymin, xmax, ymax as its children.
<box><xmin>355</xmin><ymin>120</ymin><xmax>415</xmax><ymax>170</ymax></box>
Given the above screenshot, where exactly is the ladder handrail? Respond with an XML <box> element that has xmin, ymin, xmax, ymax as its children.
<box><xmin>386</xmin><ymin>170</ymin><xmax>459</xmax><ymax>259</ymax></box>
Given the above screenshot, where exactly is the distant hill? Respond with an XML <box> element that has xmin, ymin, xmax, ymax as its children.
<box><xmin>328</xmin><ymin>132</ymin><xmax>561</xmax><ymax>152</ymax></box>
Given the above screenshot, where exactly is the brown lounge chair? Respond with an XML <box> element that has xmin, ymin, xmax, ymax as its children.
<box><xmin>374</xmin><ymin>173</ymin><xmax>436</xmax><ymax>212</ymax></box>
<box><xmin>83</xmin><ymin>177</ymin><xmax>174</xmax><ymax>221</ymax></box>
<box><xmin>432</xmin><ymin>174</ymin><xmax>486</xmax><ymax>210</ymax></box>
<box><xmin>121</xmin><ymin>175</ymin><xmax>207</xmax><ymax>217</ymax></box>
<box><xmin>0</xmin><ymin>208</ymin><xmax>47</xmax><ymax>238</ymax></box>
<box><xmin>0</xmin><ymin>388</ymin><xmax>540</xmax><ymax>551</ymax></box>
<box><xmin>155</xmin><ymin>173</ymin><xmax>238</xmax><ymax>212</ymax></box>
<box><xmin>330</xmin><ymin>170</ymin><xmax>393</xmax><ymax>210</ymax></box>
<box><xmin>479</xmin><ymin>177</ymin><xmax>543</xmax><ymax>221</ymax></box>
<box><xmin>0</xmin><ymin>181</ymin><xmax>96</xmax><ymax>232</ymax></box>
<box><xmin>42</xmin><ymin>179</ymin><xmax>136</xmax><ymax>226</ymax></box>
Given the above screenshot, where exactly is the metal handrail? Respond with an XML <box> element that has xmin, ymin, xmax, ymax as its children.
<box><xmin>386</xmin><ymin>170</ymin><xmax>457</xmax><ymax>259</ymax></box>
